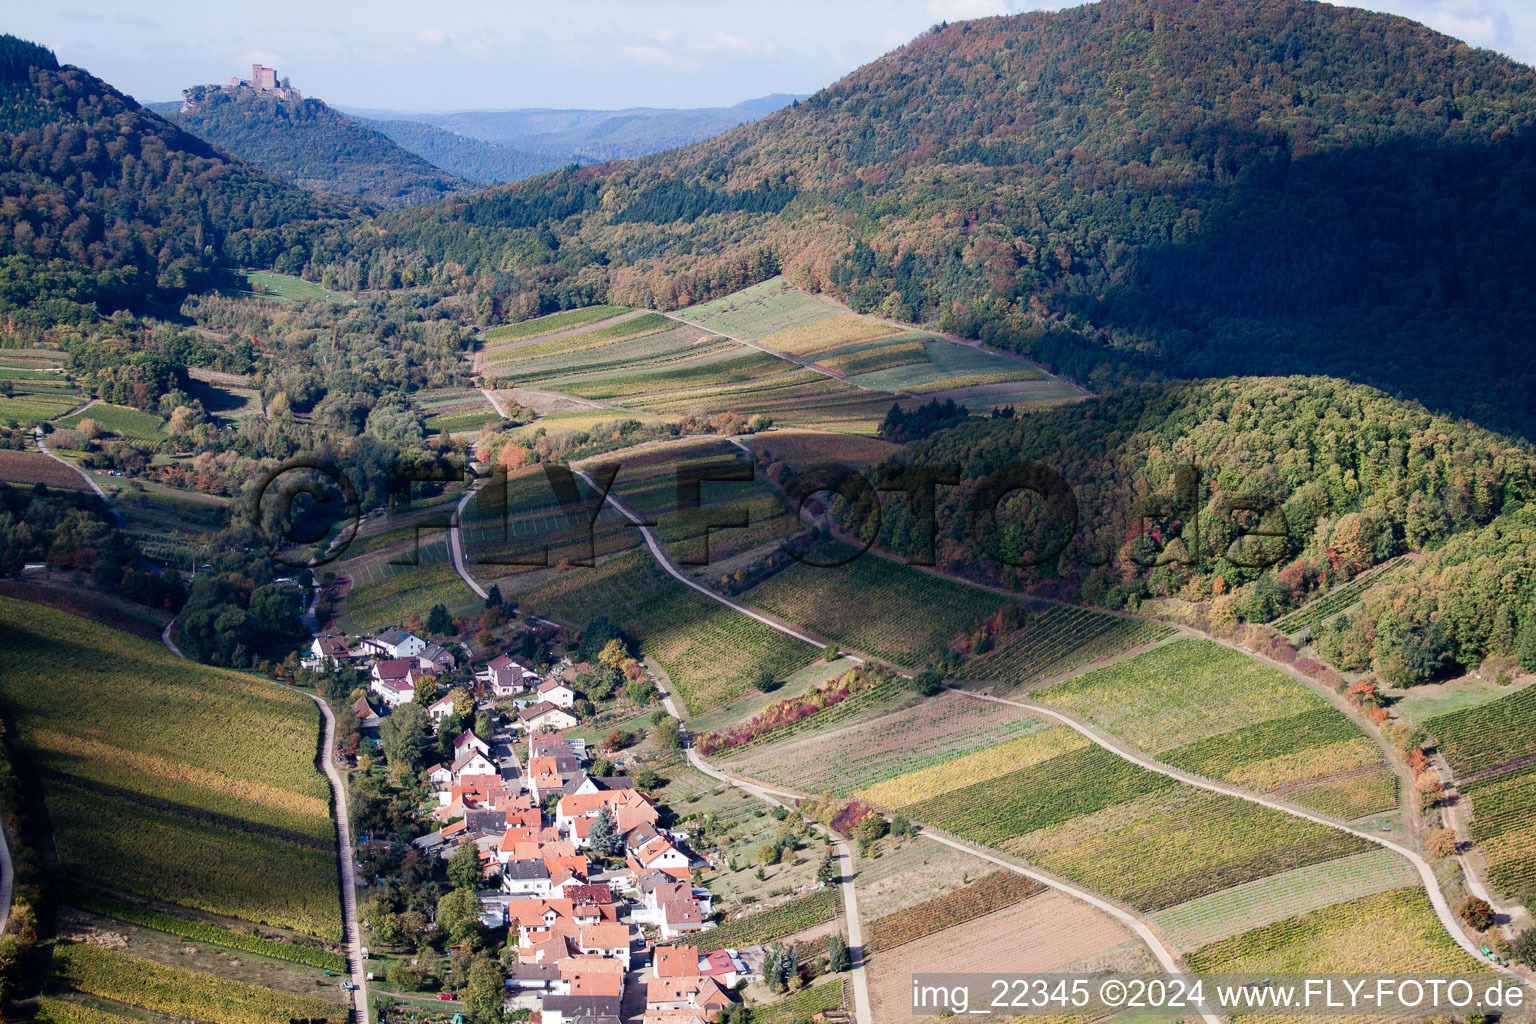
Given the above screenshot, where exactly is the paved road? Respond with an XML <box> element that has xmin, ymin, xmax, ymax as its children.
<box><xmin>0</xmin><ymin>798</ymin><xmax>12</xmax><ymax>935</ymax></box>
<box><xmin>949</xmin><ymin>687</ymin><xmax>1536</xmax><ymax>991</ymax></box>
<box><xmin>159</xmin><ymin>623</ymin><xmax>370</xmax><ymax>1018</ymax></box>
<box><xmin>450</xmin><ymin>470</ymin><xmax>490</xmax><ymax>602</ymax></box>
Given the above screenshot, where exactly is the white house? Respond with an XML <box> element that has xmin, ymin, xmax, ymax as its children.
<box><xmin>452</xmin><ymin>750</ymin><xmax>498</xmax><ymax>779</ymax></box>
<box><xmin>308</xmin><ymin>635</ymin><xmax>351</xmax><ymax>667</ymax></box>
<box><xmin>486</xmin><ymin>654</ymin><xmax>535</xmax><ymax>698</ymax></box>
<box><xmin>538</xmin><ymin>678</ymin><xmax>577</xmax><ymax>709</ymax></box>
<box><xmin>364</xmin><ymin>628</ymin><xmax>425</xmax><ymax>660</ymax></box>
<box><xmin>518</xmin><ymin>701</ymin><xmax>579</xmax><ymax>733</ymax></box>
<box><xmin>453</xmin><ymin>730</ymin><xmax>491</xmax><ymax>760</ymax></box>
<box><xmin>427</xmin><ymin>693</ymin><xmax>458</xmax><ymax>726</ymax></box>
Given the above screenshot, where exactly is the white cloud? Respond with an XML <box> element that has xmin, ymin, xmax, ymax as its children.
<box><xmin>926</xmin><ymin>0</ymin><xmax>1010</xmax><ymax>19</ymax></box>
<box><xmin>236</xmin><ymin>49</ymin><xmax>284</xmax><ymax>68</ymax></box>
<box><xmin>1344</xmin><ymin>0</ymin><xmax>1515</xmax><ymax>51</ymax></box>
<box><xmin>415</xmin><ymin>27</ymin><xmax>448</xmax><ymax>47</ymax></box>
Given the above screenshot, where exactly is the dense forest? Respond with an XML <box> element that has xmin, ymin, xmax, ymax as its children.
<box><xmin>849</xmin><ymin>375</ymin><xmax>1536</xmax><ymax>681</ymax></box>
<box><xmin>0</xmin><ymin>35</ymin><xmax>347</xmax><ymax>327</ymax></box>
<box><xmin>329</xmin><ymin>0</ymin><xmax>1536</xmax><ymax>440</ymax></box>
<box><xmin>355</xmin><ymin>118</ymin><xmax>567</xmax><ymax>185</ymax></box>
<box><xmin>168</xmin><ymin>88</ymin><xmax>470</xmax><ymax>208</ymax></box>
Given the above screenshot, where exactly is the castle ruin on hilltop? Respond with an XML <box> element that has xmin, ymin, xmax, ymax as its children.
<box><xmin>228</xmin><ymin>64</ymin><xmax>301</xmax><ymax>101</ymax></box>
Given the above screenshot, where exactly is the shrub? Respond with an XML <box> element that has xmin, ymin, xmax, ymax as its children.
<box><xmin>1460</xmin><ymin>897</ymin><xmax>1496</xmax><ymax>932</ymax></box>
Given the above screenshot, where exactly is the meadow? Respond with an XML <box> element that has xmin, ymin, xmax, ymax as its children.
<box><xmin>231</xmin><ymin>270</ymin><xmax>353</xmax><ymax>305</ymax></box>
<box><xmin>742</xmin><ymin>542</ymin><xmax>1007</xmax><ymax>667</ymax></box>
<box><xmin>50</xmin><ymin>943</ymin><xmax>347</xmax><ymax>1024</ymax></box>
<box><xmin>522</xmin><ymin>550</ymin><xmax>816</xmax><ymax>712</ymax></box>
<box><xmin>0</xmin><ymin>377</ymin><xmax>82</xmax><ymax>423</ymax></box>
<box><xmin>0</xmin><ymin>598</ymin><xmax>340</xmax><ymax>937</ymax></box>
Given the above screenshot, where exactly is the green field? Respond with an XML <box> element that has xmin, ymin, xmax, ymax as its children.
<box><xmin>1464</xmin><ymin>763</ymin><xmax>1536</xmax><ymax>905</ymax></box>
<box><xmin>57</xmin><ymin>402</ymin><xmax>167</xmax><ymax>441</ymax></box>
<box><xmin>844</xmin><ymin>338</ymin><xmax>1042</xmax><ymax>392</ymax></box>
<box><xmin>523</xmin><ymin>549</ymin><xmax>816</xmax><ymax>713</ymax></box>
<box><xmin>679</xmin><ymin>277</ymin><xmax>839</xmax><ymax>341</ymax></box>
<box><xmin>1184</xmin><ymin>886</ymin><xmax>1478</xmax><ymax>974</ymax></box>
<box><xmin>0</xmin><ymin>377</ymin><xmax>81</xmax><ymax>423</ymax></box>
<box><xmin>0</xmin><ymin>597</ymin><xmax>340</xmax><ymax>938</ymax></box>
<box><xmin>231</xmin><ymin>270</ymin><xmax>354</xmax><ymax>305</ymax></box>
<box><xmin>1424</xmin><ymin>683</ymin><xmax>1536</xmax><ymax>777</ymax></box>
<box><xmin>742</xmin><ymin>542</ymin><xmax>1007</xmax><ymax>667</ymax></box>
<box><xmin>480</xmin><ymin>304</ymin><xmax>630</xmax><ymax>342</ymax></box>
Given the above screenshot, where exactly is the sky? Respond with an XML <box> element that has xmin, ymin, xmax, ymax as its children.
<box><xmin>6</xmin><ymin>0</ymin><xmax>1534</xmax><ymax>113</ymax></box>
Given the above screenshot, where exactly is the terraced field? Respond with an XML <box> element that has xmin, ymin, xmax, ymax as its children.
<box><xmin>0</xmin><ymin>598</ymin><xmax>340</xmax><ymax>938</ymax></box>
<box><xmin>719</xmin><ymin>689</ymin><xmax>1046</xmax><ymax>795</ymax></box>
<box><xmin>416</xmin><ymin>387</ymin><xmax>501</xmax><ymax>434</ymax></box>
<box><xmin>1427</xmin><ymin>686</ymin><xmax>1536</xmax><ymax>905</ymax></box>
<box><xmin>522</xmin><ymin>549</ymin><xmax>816</xmax><ymax>712</ymax></box>
<box><xmin>1034</xmin><ymin>638</ymin><xmax>1396</xmax><ymax>817</ymax></box>
<box><xmin>956</xmin><ymin>606</ymin><xmax>1175</xmax><ymax>692</ymax></box>
<box><xmin>340</xmin><ymin>540</ymin><xmax>483</xmax><ymax>632</ymax></box>
<box><xmin>0</xmin><ymin>376</ymin><xmax>81</xmax><ymax>423</ymax></box>
<box><xmin>742</xmin><ymin>542</ymin><xmax>1007</xmax><ymax>667</ymax></box>
<box><xmin>480</xmin><ymin>304</ymin><xmax>630</xmax><ymax>343</ymax></box>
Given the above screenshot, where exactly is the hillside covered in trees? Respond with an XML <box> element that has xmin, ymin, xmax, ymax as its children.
<box><xmin>337</xmin><ymin>0</ymin><xmax>1536</xmax><ymax>440</ymax></box>
<box><xmin>168</xmin><ymin>87</ymin><xmax>470</xmax><ymax>208</ymax></box>
<box><xmin>0</xmin><ymin>35</ymin><xmax>347</xmax><ymax>327</ymax></box>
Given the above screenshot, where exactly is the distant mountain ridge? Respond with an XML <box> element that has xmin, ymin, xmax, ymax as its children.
<box><xmin>164</xmin><ymin>86</ymin><xmax>468</xmax><ymax>207</ymax></box>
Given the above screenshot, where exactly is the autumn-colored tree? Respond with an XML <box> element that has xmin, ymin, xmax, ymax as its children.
<box><xmin>1460</xmin><ymin>897</ymin><xmax>1496</xmax><ymax>932</ymax></box>
<box><xmin>1426</xmin><ymin>828</ymin><xmax>1459</xmax><ymax>859</ymax></box>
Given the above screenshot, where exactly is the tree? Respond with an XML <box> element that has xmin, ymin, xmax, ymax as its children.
<box><xmin>588</xmin><ymin>805</ymin><xmax>624</xmax><ymax>858</ymax></box>
<box><xmin>413</xmin><ymin>674</ymin><xmax>437</xmax><ymax>707</ymax></box>
<box><xmin>1518</xmin><ymin>618</ymin><xmax>1536</xmax><ymax>672</ymax></box>
<box><xmin>632</xmin><ymin>768</ymin><xmax>660</xmax><ymax>791</ymax></box>
<box><xmin>627</xmin><ymin>678</ymin><xmax>657</xmax><ymax>705</ymax></box>
<box><xmin>654</xmin><ymin>716</ymin><xmax>682</xmax><ymax>749</ymax></box>
<box><xmin>453</xmin><ymin>688</ymin><xmax>476</xmax><ymax>720</ymax></box>
<box><xmin>379</xmin><ymin>702</ymin><xmax>430</xmax><ymax>772</ymax></box>
<box><xmin>828</xmin><ymin>933</ymin><xmax>851</xmax><ymax>973</ymax></box>
<box><xmin>851</xmin><ymin>815</ymin><xmax>889</xmax><ymax>843</ymax></box>
<box><xmin>1426</xmin><ymin>828</ymin><xmax>1459</xmax><ymax>859</ymax></box>
<box><xmin>817</xmin><ymin>847</ymin><xmax>838</xmax><ymax>884</ymax></box>
<box><xmin>1400</xmin><ymin>621</ymin><xmax>1452</xmax><ymax>683</ymax></box>
<box><xmin>755</xmin><ymin>666</ymin><xmax>779</xmax><ymax>692</ymax></box>
<box><xmin>465</xmin><ymin>956</ymin><xmax>505</xmax><ymax>1023</ymax></box>
<box><xmin>427</xmin><ymin>603</ymin><xmax>453</xmax><ymax>635</ymax></box>
<box><xmin>822</xmin><ymin>643</ymin><xmax>839</xmax><ymax>661</ymax></box>
<box><xmin>591</xmin><ymin>757</ymin><xmax>615</xmax><ymax>777</ymax></box>
<box><xmin>757</xmin><ymin>842</ymin><xmax>783</xmax><ymax>865</ymax></box>
<box><xmin>1513</xmin><ymin>928</ymin><xmax>1536</xmax><ymax>968</ymax></box>
<box><xmin>436</xmin><ymin>886</ymin><xmax>483</xmax><ymax>947</ymax></box>
<box><xmin>475</xmin><ymin>710</ymin><xmax>494</xmax><ymax>739</ymax></box>
<box><xmin>912</xmin><ymin>668</ymin><xmax>944</xmax><ymax>696</ymax></box>
<box><xmin>484</xmin><ymin>583</ymin><xmax>503</xmax><ymax>609</ymax></box>
<box><xmin>1460</xmin><ymin>897</ymin><xmax>1496</xmax><ymax>931</ymax></box>
<box><xmin>448</xmin><ymin>838</ymin><xmax>483</xmax><ymax>890</ymax></box>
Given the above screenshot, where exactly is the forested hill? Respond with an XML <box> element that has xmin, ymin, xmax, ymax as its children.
<box><xmin>344</xmin><ymin>0</ymin><xmax>1536</xmax><ymax>440</ymax></box>
<box><xmin>167</xmin><ymin>87</ymin><xmax>470</xmax><ymax>208</ymax></box>
<box><xmin>0</xmin><ymin>35</ymin><xmax>348</xmax><ymax>326</ymax></box>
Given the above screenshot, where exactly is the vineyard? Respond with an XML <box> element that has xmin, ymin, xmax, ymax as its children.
<box><xmin>522</xmin><ymin>550</ymin><xmax>816</xmax><ymax>712</ymax></box>
<box><xmin>1184</xmin><ymin>886</ymin><xmax>1479</xmax><ymax>974</ymax></box>
<box><xmin>1149</xmin><ymin>848</ymin><xmax>1418</xmax><ymax>952</ymax></box>
<box><xmin>341</xmin><ymin>547</ymin><xmax>483</xmax><ymax>632</ymax></box>
<box><xmin>703</xmin><ymin>887</ymin><xmax>842</xmax><ymax>949</ymax></box>
<box><xmin>705</xmin><ymin>676</ymin><xmax>913</xmax><ymax>754</ymax></box>
<box><xmin>956</xmin><ymin>606</ymin><xmax>1174</xmax><ymax>692</ymax></box>
<box><xmin>73</xmin><ymin>892</ymin><xmax>347</xmax><ymax>971</ymax></box>
<box><xmin>461</xmin><ymin>462</ymin><xmax>639</xmax><ymax>576</ymax></box>
<box><xmin>719</xmin><ymin>690</ymin><xmax>1046</xmax><ymax>795</ymax></box>
<box><xmin>815</xmin><ymin>339</ymin><xmax>928</xmax><ymax>376</ymax></box>
<box><xmin>855</xmin><ymin>725</ymin><xmax>1092</xmax><ymax>810</ymax></box>
<box><xmin>842</xmin><ymin>338</ymin><xmax>1042</xmax><ymax>392</ymax></box>
<box><xmin>35</xmin><ymin>999</ymin><xmax>138</xmax><ymax>1024</ymax></box>
<box><xmin>417</xmin><ymin>388</ymin><xmax>502</xmax><ymax>434</ymax></box>
<box><xmin>864</xmin><ymin>871</ymin><xmax>1045</xmax><ymax>952</ymax></box>
<box><xmin>50</xmin><ymin>943</ymin><xmax>347</xmax><ymax>1024</ymax></box>
<box><xmin>0</xmin><ymin>598</ymin><xmax>340</xmax><ymax>938</ymax></box>
<box><xmin>0</xmin><ymin>375</ymin><xmax>80</xmax><ymax>424</ymax></box>
<box><xmin>743</xmin><ymin>542</ymin><xmax>1007</xmax><ymax>667</ymax></box>
<box><xmin>0</xmin><ymin>449</ymin><xmax>91</xmax><ymax>489</ymax></box>
<box><xmin>752</xmin><ymin>980</ymin><xmax>846</xmax><ymax>1024</ymax></box>
<box><xmin>1464</xmin><ymin>762</ymin><xmax>1536</xmax><ymax>905</ymax></box>
<box><xmin>1033</xmin><ymin>638</ymin><xmax>1392</xmax><ymax>813</ymax></box>
<box><xmin>756</xmin><ymin>314</ymin><xmax>897</xmax><ymax>357</ymax></box>
<box><xmin>1034</xmin><ymin>639</ymin><xmax>1325</xmax><ymax>752</ymax></box>
<box><xmin>1423</xmin><ymin>684</ymin><xmax>1536</xmax><ymax>777</ymax></box>
<box><xmin>1273</xmin><ymin>557</ymin><xmax>1406</xmax><ymax>634</ymax></box>
<box><xmin>484</xmin><ymin>312</ymin><xmax>677</xmax><ymax>368</ymax></box>
<box><xmin>57</xmin><ymin>402</ymin><xmax>167</xmax><ymax>441</ymax></box>
<box><xmin>679</xmin><ymin>278</ymin><xmax>839</xmax><ymax>340</ymax></box>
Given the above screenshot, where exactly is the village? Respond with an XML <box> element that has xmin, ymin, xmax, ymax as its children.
<box><xmin>303</xmin><ymin>626</ymin><xmax>843</xmax><ymax>1024</ymax></box>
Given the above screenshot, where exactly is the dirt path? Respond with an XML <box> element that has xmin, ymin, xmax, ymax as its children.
<box><xmin>35</xmin><ymin>423</ymin><xmax>119</xmax><ymax>526</ymax></box>
<box><xmin>945</xmin><ymin>686</ymin><xmax>1534</xmax><ymax>991</ymax></box>
<box><xmin>0</xmin><ymin>801</ymin><xmax>12</xmax><ymax>934</ymax></box>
